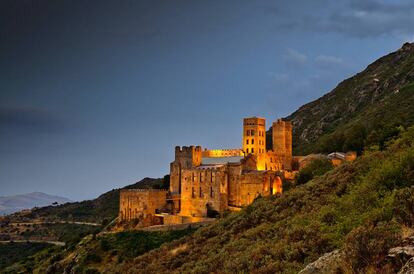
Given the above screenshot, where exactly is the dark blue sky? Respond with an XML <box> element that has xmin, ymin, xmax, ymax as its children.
<box><xmin>1</xmin><ymin>0</ymin><xmax>413</xmax><ymax>200</ymax></box>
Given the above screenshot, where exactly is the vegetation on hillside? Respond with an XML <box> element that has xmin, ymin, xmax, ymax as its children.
<box><xmin>282</xmin><ymin>42</ymin><xmax>414</xmax><ymax>155</ymax></box>
<box><xmin>294</xmin><ymin>157</ymin><xmax>334</xmax><ymax>185</ymax></box>
<box><xmin>103</xmin><ymin>126</ymin><xmax>414</xmax><ymax>273</ymax></box>
<box><xmin>22</xmin><ymin>176</ymin><xmax>169</xmax><ymax>223</ymax></box>
<box><xmin>0</xmin><ymin>242</ymin><xmax>52</xmax><ymax>270</ymax></box>
<box><xmin>2</xmin><ymin>228</ymin><xmax>195</xmax><ymax>273</ymax></box>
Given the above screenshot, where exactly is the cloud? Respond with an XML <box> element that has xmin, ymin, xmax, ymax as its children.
<box><xmin>314</xmin><ymin>55</ymin><xmax>349</xmax><ymax>70</ymax></box>
<box><xmin>283</xmin><ymin>48</ymin><xmax>308</xmax><ymax>67</ymax></box>
<box><xmin>269</xmin><ymin>0</ymin><xmax>414</xmax><ymax>38</ymax></box>
<box><xmin>0</xmin><ymin>106</ymin><xmax>62</xmax><ymax>133</ymax></box>
<box><xmin>315</xmin><ymin>55</ymin><xmax>344</xmax><ymax>65</ymax></box>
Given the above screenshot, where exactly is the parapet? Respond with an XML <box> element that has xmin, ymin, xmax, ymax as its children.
<box><xmin>244</xmin><ymin>117</ymin><xmax>266</xmax><ymax>126</ymax></box>
<box><xmin>273</xmin><ymin>118</ymin><xmax>292</xmax><ymax>127</ymax></box>
<box><xmin>175</xmin><ymin>145</ymin><xmax>202</xmax><ymax>153</ymax></box>
<box><xmin>120</xmin><ymin>189</ymin><xmax>168</xmax><ymax>193</ymax></box>
<box><xmin>202</xmin><ymin>148</ymin><xmax>244</xmax><ymax>157</ymax></box>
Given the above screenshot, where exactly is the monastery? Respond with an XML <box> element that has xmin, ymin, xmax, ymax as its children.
<box><xmin>118</xmin><ymin>117</ymin><xmax>354</xmax><ymax>227</ymax></box>
<box><xmin>119</xmin><ymin>117</ymin><xmax>293</xmax><ymax>226</ymax></box>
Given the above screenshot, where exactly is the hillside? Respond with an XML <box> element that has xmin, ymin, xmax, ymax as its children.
<box><xmin>0</xmin><ymin>192</ymin><xmax>71</xmax><ymax>216</ymax></box>
<box><xmin>8</xmin><ymin>177</ymin><xmax>168</xmax><ymax>224</ymax></box>
<box><xmin>9</xmin><ymin>125</ymin><xmax>414</xmax><ymax>274</ymax></box>
<box><xmin>106</xmin><ymin>125</ymin><xmax>414</xmax><ymax>274</ymax></box>
<box><xmin>281</xmin><ymin>42</ymin><xmax>414</xmax><ymax>155</ymax></box>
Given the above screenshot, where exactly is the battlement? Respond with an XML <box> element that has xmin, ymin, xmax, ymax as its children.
<box><xmin>243</xmin><ymin>117</ymin><xmax>266</xmax><ymax>126</ymax></box>
<box><xmin>175</xmin><ymin>145</ymin><xmax>202</xmax><ymax>153</ymax></box>
<box><xmin>273</xmin><ymin>118</ymin><xmax>292</xmax><ymax>127</ymax></box>
<box><xmin>120</xmin><ymin>189</ymin><xmax>168</xmax><ymax>193</ymax></box>
<box><xmin>202</xmin><ymin>148</ymin><xmax>244</xmax><ymax>157</ymax></box>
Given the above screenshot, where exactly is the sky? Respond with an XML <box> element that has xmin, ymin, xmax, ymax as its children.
<box><xmin>1</xmin><ymin>0</ymin><xmax>413</xmax><ymax>201</ymax></box>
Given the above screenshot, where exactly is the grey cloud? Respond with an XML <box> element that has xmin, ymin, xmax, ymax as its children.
<box><xmin>270</xmin><ymin>0</ymin><xmax>414</xmax><ymax>38</ymax></box>
<box><xmin>283</xmin><ymin>48</ymin><xmax>308</xmax><ymax>67</ymax></box>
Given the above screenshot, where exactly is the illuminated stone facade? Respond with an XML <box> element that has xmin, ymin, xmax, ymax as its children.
<box><xmin>119</xmin><ymin>117</ymin><xmax>293</xmax><ymax>225</ymax></box>
<box><xmin>119</xmin><ymin>189</ymin><xmax>167</xmax><ymax>222</ymax></box>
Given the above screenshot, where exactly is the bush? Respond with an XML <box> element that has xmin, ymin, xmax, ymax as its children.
<box><xmin>343</xmin><ymin>223</ymin><xmax>401</xmax><ymax>272</ymax></box>
<box><xmin>85</xmin><ymin>253</ymin><xmax>102</xmax><ymax>263</ymax></box>
<box><xmin>393</xmin><ymin>187</ymin><xmax>414</xmax><ymax>226</ymax></box>
<box><xmin>295</xmin><ymin>158</ymin><xmax>334</xmax><ymax>185</ymax></box>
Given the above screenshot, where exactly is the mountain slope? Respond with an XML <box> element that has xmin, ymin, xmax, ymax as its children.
<box><xmin>285</xmin><ymin>42</ymin><xmax>414</xmax><ymax>155</ymax></box>
<box><xmin>107</xmin><ymin>126</ymin><xmax>414</xmax><ymax>274</ymax></box>
<box><xmin>11</xmin><ymin>177</ymin><xmax>168</xmax><ymax>223</ymax></box>
<box><xmin>0</xmin><ymin>192</ymin><xmax>71</xmax><ymax>215</ymax></box>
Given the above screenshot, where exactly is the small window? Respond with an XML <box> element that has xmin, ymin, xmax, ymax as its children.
<box><xmin>210</xmin><ymin>187</ymin><xmax>214</xmax><ymax>198</ymax></box>
<box><xmin>246</xmin><ymin>148</ymin><xmax>249</xmax><ymax>153</ymax></box>
<box><xmin>246</xmin><ymin>139</ymin><xmax>249</xmax><ymax>145</ymax></box>
<box><xmin>192</xmin><ymin>187</ymin><xmax>195</xmax><ymax>198</ymax></box>
<box><xmin>192</xmin><ymin>172</ymin><xmax>195</xmax><ymax>182</ymax></box>
<box><xmin>246</xmin><ymin>130</ymin><xmax>250</xmax><ymax>136</ymax></box>
<box><xmin>252</xmin><ymin>148</ymin><xmax>254</xmax><ymax>153</ymax></box>
<box><xmin>251</xmin><ymin>130</ymin><xmax>255</xmax><ymax>136</ymax></box>
<box><xmin>251</xmin><ymin>139</ymin><xmax>254</xmax><ymax>144</ymax></box>
<box><xmin>199</xmin><ymin>187</ymin><xmax>203</xmax><ymax>198</ymax></box>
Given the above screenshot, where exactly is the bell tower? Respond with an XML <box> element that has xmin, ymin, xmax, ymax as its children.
<box><xmin>242</xmin><ymin>117</ymin><xmax>266</xmax><ymax>155</ymax></box>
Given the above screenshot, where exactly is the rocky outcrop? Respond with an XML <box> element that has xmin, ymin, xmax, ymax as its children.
<box><xmin>398</xmin><ymin>257</ymin><xmax>414</xmax><ymax>274</ymax></box>
<box><xmin>298</xmin><ymin>249</ymin><xmax>344</xmax><ymax>274</ymax></box>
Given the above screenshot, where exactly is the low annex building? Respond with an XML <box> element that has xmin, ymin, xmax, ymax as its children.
<box><xmin>119</xmin><ymin>117</ymin><xmax>293</xmax><ymax>226</ymax></box>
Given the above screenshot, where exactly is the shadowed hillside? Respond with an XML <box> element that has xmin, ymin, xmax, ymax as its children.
<box><xmin>108</xmin><ymin>126</ymin><xmax>414</xmax><ymax>274</ymax></box>
<box><xmin>269</xmin><ymin>42</ymin><xmax>414</xmax><ymax>155</ymax></box>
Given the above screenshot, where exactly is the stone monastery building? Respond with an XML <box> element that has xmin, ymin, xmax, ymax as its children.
<box><xmin>119</xmin><ymin>117</ymin><xmax>293</xmax><ymax>226</ymax></box>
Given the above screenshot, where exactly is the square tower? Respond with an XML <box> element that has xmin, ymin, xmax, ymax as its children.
<box><xmin>272</xmin><ymin>119</ymin><xmax>292</xmax><ymax>169</ymax></box>
<box><xmin>242</xmin><ymin>117</ymin><xmax>266</xmax><ymax>155</ymax></box>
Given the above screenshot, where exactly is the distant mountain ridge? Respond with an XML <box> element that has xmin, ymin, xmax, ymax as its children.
<box><xmin>283</xmin><ymin>42</ymin><xmax>414</xmax><ymax>155</ymax></box>
<box><xmin>0</xmin><ymin>192</ymin><xmax>71</xmax><ymax>215</ymax></box>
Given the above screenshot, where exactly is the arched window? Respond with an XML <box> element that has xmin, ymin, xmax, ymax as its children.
<box><xmin>246</xmin><ymin>139</ymin><xmax>249</xmax><ymax>145</ymax></box>
<box><xmin>246</xmin><ymin>148</ymin><xmax>249</xmax><ymax>153</ymax></box>
<box><xmin>251</xmin><ymin>139</ymin><xmax>254</xmax><ymax>144</ymax></box>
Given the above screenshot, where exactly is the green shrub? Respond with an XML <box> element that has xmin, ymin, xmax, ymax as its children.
<box><xmin>295</xmin><ymin>157</ymin><xmax>334</xmax><ymax>185</ymax></box>
<box><xmin>393</xmin><ymin>187</ymin><xmax>414</xmax><ymax>226</ymax></box>
<box><xmin>343</xmin><ymin>223</ymin><xmax>401</xmax><ymax>272</ymax></box>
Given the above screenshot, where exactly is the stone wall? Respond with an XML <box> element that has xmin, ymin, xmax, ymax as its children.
<box><xmin>179</xmin><ymin>167</ymin><xmax>228</xmax><ymax>217</ymax></box>
<box><xmin>119</xmin><ymin>189</ymin><xmax>167</xmax><ymax>222</ymax></box>
<box><xmin>229</xmin><ymin>170</ymin><xmax>283</xmax><ymax>207</ymax></box>
<box><xmin>202</xmin><ymin>148</ymin><xmax>244</xmax><ymax>157</ymax></box>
